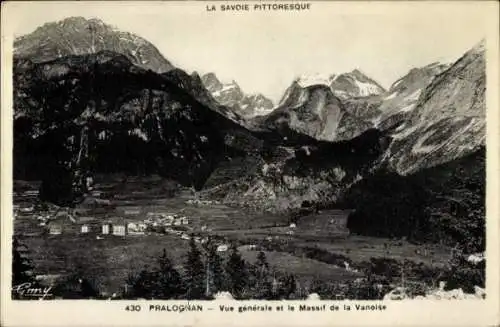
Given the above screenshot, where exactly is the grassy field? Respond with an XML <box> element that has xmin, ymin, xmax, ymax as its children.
<box><xmin>215</xmin><ymin>227</ymin><xmax>451</xmax><ymax>268</ymax></box>
<box><xmin>13</xmin><ymin>177</ymin><xmax>452</xmax><ymax>295</ymax></box>
<box><xmin>240</xmin><ymin>249</ymin><xmax>362</xmax><ymax>282</ymax></box>
<box><xmin>20</xmin><ymin>233</ymin><xmax>191</xmax><ymax>294</ymax></box>
<box><xmin>18</xmin><ymin>231</ymin><xmax>364</xmax><ymax>294</ymax></box>
<box><xmin>293</xmin><ymin>237</ymin><xmax>451</xmax><ymax>268</ymax></box>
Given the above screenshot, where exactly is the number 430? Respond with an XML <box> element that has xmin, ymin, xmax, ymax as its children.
<box><xmin>125</xmin><ymin>305</ymin><xmax>141</xmax><ymax>312</ymax></box>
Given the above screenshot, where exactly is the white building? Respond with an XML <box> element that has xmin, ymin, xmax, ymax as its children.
<box><xmin>127</xmin><ymin>222</ymin><xmax>145</xmax><ymax>235</ymax></box>
<box><xmin>217</xmin><ymin>244</ymin><xmax>229</xmax><ymax>252</ymax></box>
<box><xmin>20</xmin><ymin>206</ymin><xmax>34</xmax><ymax>213</ymax></box>
<box><xmin>81</xmin><ymin>225</ymin><xmax>90</xmax><ymax>233</ymax></box>
<box><xmin>49</xmin><ymin>223</ymin><xmax>62</xmax><ymax>235</ymax></box>
<box><xmin>102</xmin><ymin>224</ymin><xmax>110</xmax><ymax>235</ymax></box>
<box><xmin>467</xmin><ymin>253</ymin><xmax>485</xmax><ymax>265</ymax></box>
<box><xmin>113</xmin><ymin>225</ymin><xmax>126</xmax><ymax>236</ymax></box>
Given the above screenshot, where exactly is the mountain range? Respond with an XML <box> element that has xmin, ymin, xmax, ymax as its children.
<box><xmin>12</xmin><ymin>17</ymin><xmax>486</xmax><ymax>249</ymax></box>
<box><xmin>201</xmin><ymin>73</ymin><xmax>275</xmax><ymax>117</ymax></box>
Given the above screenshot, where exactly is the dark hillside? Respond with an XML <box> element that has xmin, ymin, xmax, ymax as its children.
<box><xmin>343</xmin><ymin>148</ymin><xmax>485</xmax><ymax>252</ymax></box>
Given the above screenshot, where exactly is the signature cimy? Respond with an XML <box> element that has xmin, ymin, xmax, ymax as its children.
<box><xmin>12</xmin><ymin>283</ymin><xmax>53</xmax><ymax>299</ymax></box>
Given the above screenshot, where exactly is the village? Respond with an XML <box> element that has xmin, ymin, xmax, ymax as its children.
<box><xmin>13</xmin><ymin>182</ymin><xmax>353</xmax><ymax>257</ymax></box>
<box><xmin>14</xmin><ymin>202</ymin><xmax>239</xmax><ymax>253</ymax></box>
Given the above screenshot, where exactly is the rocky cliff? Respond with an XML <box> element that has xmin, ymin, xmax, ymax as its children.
<box><xmin>384</xmin><ymin>41</ymin><xmax>485</xmax><ymax>175</ymax></box>
<box><xmin>257</xmin><ymin>83</ymin><xmax>374</xmax><ymax>143</ymax></box>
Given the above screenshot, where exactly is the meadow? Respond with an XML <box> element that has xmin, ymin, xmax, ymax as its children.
<box><xmin>13</xmin><ymin>176</ymin><xmax>453</xmax><ymax>296</ymax></box>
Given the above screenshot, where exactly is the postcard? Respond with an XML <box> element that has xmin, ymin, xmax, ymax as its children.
<box><xmin>1</xmin><ymin>1</ymin><xmax>499</xmax><ymax>326</ymax></box>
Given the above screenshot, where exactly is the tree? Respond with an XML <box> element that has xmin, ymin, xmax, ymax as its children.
<box><xmin>127</xmin><ymin>249</ymin><xmax>184</xmax><ymax>299</ymax></box>
<box><xmin>52</xmin><ymin>274</ymin><xmax>100</xmax><ymax>299</ymax></box>
<box><xmin>153</xmin><ymin>249</ymin><xmax>185</xmax><ymax>299</ymax></box>
<box><xmin>183</xmin><ymin>237</ymin><xmax>205</xmax><ymax>299</ymax></box>
<box><xmin>274</xmin><ymin>273</ymin><xmax>297</xmax><ymax>299</ymax></box>
<box><xmin>12</xmin><ymin>237</ymin><xmax>35</xmax><ymax>286</ymax></box>
<box><xmin>425</xmin><ymin>151</ymin><xmax>485</xmax><ymax>252</ymax></box>
<box><xmin>206</xmin><ymin>241</ymin><xmax>225</xmax><ymax>296</ymax></box>
<box><xmin>225</xmin><ymin>243</ymin><xmax>247</xmax><ymax>298</ymax></box>
<box><xmin>253</xmin><ymin>251</ymin><xmax>272</xmax><ymax>299</ymax></box>
<box><xmin>284</xmin><ymin>274</ymin><xmax>297</xmax><ymax>299</ymax></box>
<box><xmin>125</xmin><ymin>268</ymin><xmax>156</xmax><ymax>299</ymax></box>
<box><xmin>256</xmin><ymin>251</ymin><xmax>269</xmax><ymax>275</ymax></box>
<box><xmin>11</xmin><ymin>237</ymin><xmax>41</xmax><ymax>300</ymax></box>
<box><xmin>50</xmin><ymin>246</ymin><xmax>102</xmax><ymax>299</ymax></box>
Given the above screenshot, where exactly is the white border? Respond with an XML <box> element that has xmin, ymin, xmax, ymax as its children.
<box><xmin>1</xmin><ymin>2</ymin><xmax>499</xmax><ymax>326</ymax></box>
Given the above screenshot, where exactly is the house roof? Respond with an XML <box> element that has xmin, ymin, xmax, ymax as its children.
<box><xmin>103</xmin><ymin>216</ymin><xmax>128</xmax><ymax>225</ymax></box>
<box><xmin>47</xmin><ymin>216</ymin><xmax>71</xmax><ymax>225</ymax></box>
<box><xmin>119</xmin><ymin>206</ymin><xmax>142</xmax><ymax>214</ymax></box>
<box><xmin>47</xmin><ymin>221</ymin><xmax>63</xmax><ymax>227</ymax></box>
<box><xmin>148</xmin><ymin>210</ymin><xmax>177</xmax><ymax>215</ymax></box>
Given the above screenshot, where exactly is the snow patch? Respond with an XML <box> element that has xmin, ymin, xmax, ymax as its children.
<box><xmin>212</xmin><ymin>83</ymin><xmax>237</xmax><ymax>97</ymax></box>
<box><xmin>353</xmin><ymin>80</ymin><xmax>384</xmax><ymax>96</ymax></box>
<box><xmin>296</xmin><ymin>73</ymin><xmax>334</xmax><ymax>88</ymax></box>
<box><xmin>406</xmin><ymin>89</ymin><xmax>422</xmax><ymax>102</ymax></box>
<box><xmin>221</xmin><ymin>83</ymin><xmax>238</xmax><ymax>92</ymax></box>
<box><xmin>371</xmin><ymin>115</ymin><xmax>382</xmax><ymax>128</ymax></box>
<box><xmin>390</xmin><ymin>78</ymin><xmax>404</xmax><ymax>90</ymax></box>
<box><xmin>399</xmin><ymin>104</ymin><xmax>416</xmax><ymax>113</ymax></box>
<box><xmin>384</xmin><ymin>91</ymin><xmax>398</xmax><ymax>100</ymax></box>
<box><xmin>253</xmin><ymin>106</ymin><xmax>274</xmax><ymax>116</ymax></box>
<box><xmin>411</xmin><ymin>118</ymin><xmax>476</xmax><ymax>155</ymax></box>
<box><xmin>393</xmin><ymin>122</ymin><xmax>407</xmax><ymax>133</ymax></box>
<box><xmin>391</xmin><ymin>122</ymin><xmax>421</xmax><ymax>140</ymax></box>
<box><xmin>332</xmin><ymin>90</ymin><xmax>349</xmax><ymax>98</ymax></box>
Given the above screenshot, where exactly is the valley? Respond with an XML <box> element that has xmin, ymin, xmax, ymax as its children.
<box><xmin>14</xmin><ymin>176</ymin><xmax>453</xmax><ymax>296</ymax></box>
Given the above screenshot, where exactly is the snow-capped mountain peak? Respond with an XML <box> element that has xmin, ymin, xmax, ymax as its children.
<box><xmin>330</xmin><ymin>69</ymin><xmax>386</xmax><ymax>98</ymax></box>
<box><xmin>291</xmin><ymin>70</ymin><xmax>385</xmax><ymax>99</ymax></box>
<box><xmin>295</xmin><ymin>73</ymin><xmax>336</xmax><ymax>88</ymax></box>
<box><xmin>201</xmin><ymin>73</ymin><xmax>274</xmax><ymax>117</ymax></box>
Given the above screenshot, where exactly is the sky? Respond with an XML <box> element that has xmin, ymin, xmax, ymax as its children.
<box><xmin>4</xmin><ymin>1</ymin><xmax>493</xmax><ymax>103</ymax></box>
